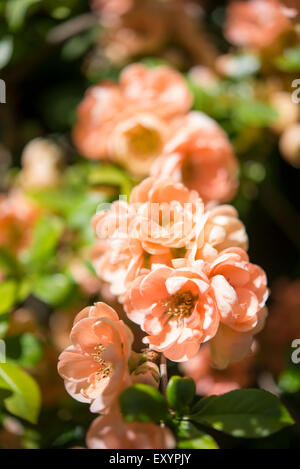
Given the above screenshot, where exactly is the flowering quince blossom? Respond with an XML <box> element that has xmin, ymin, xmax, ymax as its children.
<box><xmin>73</xmin><ymin>63</ymin><xmax>192</xmax><ymax>177</ymax></box>
<box><xmin>130</xmin><ymin>177</ymin><xmax>204</xmax><ymax>254</ymax></box>
<box><xmin>91</xmin><ymin>177</ymin><xmax>204</xmax><ymax>296</ymax></box>
<box><xmin>151</xmin><ymin>112</ymin><xmax>239</xmax><ymax>204</ymax></box>
<box><xmin>124</xmin><ymin>264</ymin><xmax>220</xmax><ymax>362</ymax></box>
<box><xmin>225</xmin><ymin>0</ymin><xmax>296</xmax><ymax>50</ymax></box>
<box><xmin>0</xmin><ymin>191</ymin><xmax>38</xmax><ymax>254</ymax></box>
<box><xmin>58</xmin><ymin>302</ymin><xmax>133</xmax><ymax>413</ymax></box>
<box><xmin>207</xmin><ymin>247</ymin><xmax>268</xmax><ymax>368</ymax></box>
<box><xmin>186</xmin><ymin>204</ymin><xmax>248</xmax><ymax>263</ymax></box>
<box><xmin>87</xmin><ymin>405</ymin><xmax>175</xmax><ymax>449</ymax></box>
<box><xmin>91</xmin><ymin>201</ymin><xmax>145</xmax><ymax>296</ymax></box>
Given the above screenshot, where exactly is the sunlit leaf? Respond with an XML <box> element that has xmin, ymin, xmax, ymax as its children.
<box><xmin>119</xmin><ymin>384</ymin><xmax>169</xmax><ymax>423</ymax></box>
<box><xmin>0</xmin><ymin>363</ymin><xmax>41</xmax><ymax>423</ymax></box>
<box><xmin>190</xmin><ymin>389</ymin><xmax>294</xmax><ymax>438</ymax></box>
<box><xmin>0</xmin><ymin>280</ymin><xmax>17</xmax><ymax>315</ymax></box>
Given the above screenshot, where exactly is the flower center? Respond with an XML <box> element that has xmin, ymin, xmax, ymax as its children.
<box><xmin>125</xmin><ymin>124</ymin><xmax>162</xmax><ymax>158</ymax></box>
<box><xmin>162</xmin><ymin>290</ymin><xmax>198</xmax><ymax>319</ymax></box>
<box><xmin>92</xmin><ymin>343</ymin><xmax>113</xmax><ymax>380</ymax></box>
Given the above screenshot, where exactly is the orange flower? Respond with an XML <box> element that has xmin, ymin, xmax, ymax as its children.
<box><xmin>130</xmin><ymin>177</ymin><xmax>204</xmax><ymax>254</ymax></box>
<box><xmin>151</xmin><ymin>112</ymin><xmax>239</xmax><ymax>204</ymax></box>
<box><xmin>0</xmin><ymin>191</ymin><xmax>38</xmax><ymax>255</ymax></box>
<box><xmin>207</xmin><ymin>247</ymin><xmax>268</xmax><ymax>368</ymax></box>
<box><xmin>87</xmin><ymin>405</ymin><xmax>175</xmax><ymax>449</ymax></box>
<box><xmin>73</xmin><ymin>64</ymin><xmax>192</xmax><ymax>177</ymax></box>
<box><xmin>187</xmin><ymin>205</ymin><xmax>248</xmax><ymax>263</ymax></box>
<box><xmin>124</xmin><ymin>265</ymin><xmax>219</xmax><ymax>362</ymax></box>
<box><xmin>225</xmin><ymin>0</ymin><xmax>295</xmax><ymax>50</ymax></box>
<box><xmin>58</xmin><ymin>302</ymin><xmax>133</xmax><ymax>413</ymax></box>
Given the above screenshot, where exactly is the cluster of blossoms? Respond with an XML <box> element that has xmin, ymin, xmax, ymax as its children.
<box><xmin>73</xmin><ymin>63</ymin><xmax>239</xmax><ymax>203</ymax></box>
<box><xmin>58</xmin><ymin>56</ymin><xmax>269</xmax><ymax>449</ymax></box>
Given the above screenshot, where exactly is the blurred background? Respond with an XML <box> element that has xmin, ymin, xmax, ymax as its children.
<box><xmin>0</xmin><ymin>0</ymin><xmax>300</xmax><ymax>449</ymax></box>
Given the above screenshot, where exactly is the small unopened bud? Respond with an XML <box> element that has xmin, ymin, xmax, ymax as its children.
<box><xmin>131</xmin><ymin>361</ymin><xmax>160</xmax><ymax>388</ymax></box>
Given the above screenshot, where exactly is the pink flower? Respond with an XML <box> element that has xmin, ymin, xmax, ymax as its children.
<box><xmin>180</xmin><ymin>344</ymin><xmax>255</xmax><ymax>396</ymax></box>
<box><xmin>58</xmin><ymin>302</ymin><xmax>133</xmax><ymax>413</ymax></box>
<box><xmin>207</xmin><ymin>247</ymin><xmax>268</xmax><ymax>368</ymax></box>
<box><xmin>225</xmin><ymin>0</ymin><xmax>294</xmax><ymax>50</ymax></box>
<box><xmin>187</xmin><ymin>205</ymin><xmax>248</xmax><ymax>263</ymax></box>
<box><xmin>130</xmin><ymin>177</ymin><xmax>204</xmax><ymax>254</ymax></box>
<box><xmin>124</xmin><ymin>265</ymin><xmax>219</xmax><ymax>362</ymax></box>
<box><xmin>73</xmin><ymin>64</ymin><xmax>192</xmax><ymax>177</ymax></box>
<box><xmin>0</xmin><ymin>191</ymin><xmax>38</xmax><ymax>255</ymax></box>
<box><xmin>87</xmin><ymin>406</ymin><xmax>175</xmax><ymax>449</ymax></box>
<box><xmin>151</xmin><ymin>112</ymin><xmax>239</xmax><ymax>204</ymax></box>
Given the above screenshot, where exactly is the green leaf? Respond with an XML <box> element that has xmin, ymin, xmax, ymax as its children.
<box><xmin>177</xmin><ymin>420</ymin><xmax>219</xmax><ymax>449</ymax></box>
<box><xmin>119</xmin><ymin>384</ymin><xmax>169</xmax><ymax>423</ymax></box>
<box><xmin>278</xmin><ymin>368</ymin><xmax>300</xmax><ymax>394</ymax></box>
<box><xmin>166</xmin><ymin>376</ymin><xmax>195</xmax><ymax>413</ymax></box>
<box><xmin>24</xmin><ymin>216</ymin><xmax>64</xmax><ymax>270</ymax></box>
<box><xmin>0</xmin><ymin>280</ymin><xmax>17</xmax><ymax>315</ymax></box>
<box><xmin>0</xmin><ymin>36</ymin><xmax>13</xmax><ymax>69</ymax></box>
<box><xmin>6</xmin><ymin>333</ymin><xmax>43</xmax><ymax>368</ymax></box>
<box><xmin>0</xmin><ymin>314</ymin><xmax>9</xmax><ymax>339</ymax></box>
<box><xmin>274</xmin><ymin>46</ymin><xmax>300</xmax><ymax>72</ymax></box>
<box><xmin>178</xmin><ymin>434</ymin><xmax>218</xmax><ymax>449</ymax></box>
<box><xmin>32</xmin><ymin>273</ymin><xmax>76</xmax><ymax>307</ymax></box>
<box><xmin>234</xmin><ymin>100</ymin><xmax>278</xmax><ymax>127</ymax></box>
<box><xmin>5</xmin><ymin>0</ymin><xmax>41</xmax><ymax>30</ymax></box>
<box><xmin>0</xmin><ymin>248</ymin><xmax>19</xmax><ymax>275</ymax></box>
<box><xmin>0</xmin><ymin>363</ymin><xmax>41</xmax><ymax>423</ymax></box>
<box><xmin>88</xmin><ymin>164</ymin><xmax>133</xmax><ymax>198</ymax></box>
<box><xmin>190</xmin><ymin>389</ymin><xmax>294</xmax><ymax>438</ymax></box>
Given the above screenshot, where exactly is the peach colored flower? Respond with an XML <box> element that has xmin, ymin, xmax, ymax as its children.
<box><xmin>92</xmin><ymin>201</ymin><xmax>144</xmax><ymax>296</ymax></box>
<box><xmin>100</xmin><ymin>1</ymin><xmax>167</xmax><ymax>64</ymax></box>
<box><xmin>73</xmin><ymin>64</ymin><xmax>192</xmax><ymax>177</ymax></box>
<box><xmin>20</xmin><ymin>138</ymin><xmax>63</xmax><ymax>189</ymax></box>
<box><xmin>87</xmin><ymin>405</ymin><xmax>175</xmax><ymax>449</ymax></box>
<box><xmin>92</xmin><ymin>237</ymin><xmax>145</xmax><ymax>297</ymax></box>
<box><xmin>58</xmin><ymin>302</ymin><xmax>133</xmax><ymax>413</ymax></box>
<box><xmin>69</xmin><ymin>256</ymin><xmax>101</xmax><ymax>296</ymax></box>
<box><xmin>225</xmin><ymin>0</ymin><xmax>295</xmax><ymax>50</ymax></box>
<box><xmin>279</xmin><ymin>123</ymin><xmax>300</xmax><ymax>168</ymax></box>
<box><xmin>207</xmin><ymin>247</ymin><xmax>268</xmax><ymax>368</ymax></box>
<box><xmin>91</xmin><ymin>196</ymin><xmax>176</xmax><ymax>297</ymax></box>
<box><xmin>181</xmin><ymin>344</ymin><xmax>255</xmax><ymax>396</ymax></box>
<box><xmin>124</xmin><ymin>265</ymin><xmax>219</xmax><ymax>362</ymax></box>
<box><xmin>187</xmin><ymin>205</ymin><xmax>248</xmax><ymax>263</ymax></box>
<box><xmin>130</xmin><ymin>177</ymin><xmax>204</xmax><ymax>254</ymax></box>
<box><xmin>270</xmin><ymin>91</ymin><xmax>299</xmax><ymax>134</ymax></box>
<box><xmin>151</xmin><ymin>112</ymin><xmax>239</xmax><ymax>204</ymax></box>
<box><xmin>0</xmin><ymin>191</ymin><xmax>38</xmax><ymax>254</ymax></box>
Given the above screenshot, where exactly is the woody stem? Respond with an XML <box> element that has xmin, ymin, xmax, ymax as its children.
<box><xmin>160</xmin><ymin>353</ymin><xmax>168</xmax><ymax>396</ymax></box>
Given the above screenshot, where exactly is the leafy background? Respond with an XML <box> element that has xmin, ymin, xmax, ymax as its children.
<box><xmin>0</xmin><ymin>0</ymin><xmax>299</xmax><ymax>449</ymax></box>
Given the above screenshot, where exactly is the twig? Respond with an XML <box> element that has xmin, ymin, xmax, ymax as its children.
<box><xmin>46</xmin><ymin>13</ymin><xmax>99</xmax><ymax>44</ymax></box>
<box><xmin>160</xmin><ymin>353</ymin><xmax>168</xmax><ymax>396</ymax></box>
